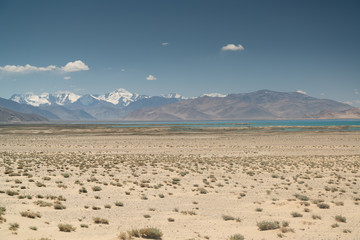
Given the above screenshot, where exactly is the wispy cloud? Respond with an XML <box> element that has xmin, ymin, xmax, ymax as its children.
<box><xmin>0</xmin><ymin>64</ymin><xmax>57</xmax><ymax>73</ymax></box>
<box><xmin>64</xmin><ymin>76</ymin><xmax>71</xmax><ymax>80</ymax></box>
<box><xmin>296</xmin><ymin>90</ymin><xmax>307</xmax><ymax>95</ymax></box>
<box><xmin>355</xmin><ymin>89</ymin><xmax>359</xmax><ymax>95</ymax></box>
<box><xmin>221</xmin><ymin>43</ymin><xmax>244</xmax><ymax>51</ymax></box>
<box><xmin>161</xmin><ymin>42</ymin><xmax>168</xmax><ymax>46</ymax></box>
<box><xmin>146</xmin><ymin>74</ymin><xmax>157</xmax><ymax>81</ymax></box>
<box><xmin>0</xmin><ymin>60</ymin><xmax>89</xmax><ymax>73</ymax></box>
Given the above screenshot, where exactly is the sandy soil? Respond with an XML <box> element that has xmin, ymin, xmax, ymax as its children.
<box><xmin>0</xmin><ymin>125</ymin><xmax>359</xmax><ymax>240</ymax></box>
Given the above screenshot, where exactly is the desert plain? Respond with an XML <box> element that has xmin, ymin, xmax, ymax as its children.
<box><xmin>0</xmin><ymin>124</ymin><xmax>359</xmax><ymax>240</ymax></box>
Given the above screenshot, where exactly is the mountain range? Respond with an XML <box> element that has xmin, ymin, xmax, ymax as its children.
<box><xmin>0</xmin><ymin>88</ymin><xmax>357</xmax><ymax>122</ymax></box>
<box><xmin>8</xmin><ymin>88</ymin><xmax>189</xmax><ymax>120</ymax></box>
<box><xmin>124</xmin><ymin>90</ymin><xmax>353</xmax><ymax>120</ymax></box>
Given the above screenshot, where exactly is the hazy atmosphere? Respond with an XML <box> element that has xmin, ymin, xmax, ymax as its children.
<box><xmin>0</xmin><ymin>0</ymin><xmax>359</xmax><ymax>106</ymax></box>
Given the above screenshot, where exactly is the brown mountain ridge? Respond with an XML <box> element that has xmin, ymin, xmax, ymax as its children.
<box><xmin>123</xmin><ymin>90</ymin><xmax>354</xmax><ymax>121</ymax></box>
<box><xmin>0</xmin><ymin>107</ymin><xmax>48</xmax><ymax>122</ymax></box>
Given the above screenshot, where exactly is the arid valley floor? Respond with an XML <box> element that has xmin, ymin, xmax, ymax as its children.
<box><xmin>0</xmin><ymin>125</ymin><xmax>359</xmax><ymax>240</ymax></box>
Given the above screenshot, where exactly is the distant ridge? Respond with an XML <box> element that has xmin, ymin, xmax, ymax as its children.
<box><xmin>306</xmin><ymin>108</ymin><xmax>360</xmax><ymax>119</ymax></box>
<box><xmin>0</xmin><ymin>107</ymin><xmax>48</xmax><ymax>122</ymax></box>
<box><xmin>3</xmin><ymin>89</ymin><xmax>355</xmax><ymax>121</ymax></box>
<box><xmin>124</xmin><ymin>90</ymin><xmax>353</xmax><ymax>121</ymax></box>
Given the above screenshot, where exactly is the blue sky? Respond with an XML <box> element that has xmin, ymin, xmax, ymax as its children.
<box><xmin>0</xmin><ymin>0</ymin><xmax>359</xmax><ymax>106</ymax></box>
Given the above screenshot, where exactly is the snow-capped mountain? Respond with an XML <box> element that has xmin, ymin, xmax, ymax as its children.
<box><xmin>200</xmin><ymin>93</ymin><xmax>227</xmax><ymax>98</ymax></box>
<box><xmin>11</xmin><ymin>92</ymin><xmax>52</xmax><ymax>106</ymax></box>
<box><xmin>8</xmin><ymin>88</ymin><xmax>190</xmax><ymax>120</ymax></box>
<box><xmin>52</xmin><ymin>91</ymin><xmax>81</xmax><ymax>105</ymax></box>
<box><xmin>161</xmin><ymin>93</ymin><xmax>189</xmax><ymax>100</ymax></box>
<box><xmin>10</xmin><ymin>88</ymin><xmax>188</xmax><ymax>107</ymax></box>
<box><xmin>94</xmin><ymin>88</ymin><xmax>147</xmax><ymax>106</ymax></box>
<box><xmin>11</xmin><ymin>91</ymin><xmax>81</xmax><ymax>107</ymax></box>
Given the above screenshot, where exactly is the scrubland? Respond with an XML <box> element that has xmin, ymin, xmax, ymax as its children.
<box><xmin>0</xmin><ymin>125</ymin><xmax>359</xmax><ymax>240</ymax></box>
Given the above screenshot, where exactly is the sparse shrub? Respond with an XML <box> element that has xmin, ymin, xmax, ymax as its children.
<box><xmin>257</xmin><ymin>221</ymin><xmax>280</xmax><ymax>231</ymax></box>
<box><xmin>54</xmin><ymin>203</ymin><xmax>66</xmax><ymax>210</ymax></box>
<box><xmin>291</xmin><ymin>212</ymin><xmax>303</xmax><ymax>218</ymax></box>
<box><xmin>0</xmin><ymin>206</ymin><xmax>6</xmax><ymax>223</ymax></box>
<box><xmin>222</xmin><ymin>215</ymin><xmax>241</xmax><ymax>222</ymax></box>
<box><xmin>6</xmin><ymin>190</ymin><xmax>18</xmax><ymax>196</ymax></box>
<box><xmin>222</xmin><ymin>215</ymin><xmax>235</xmax><ymax>221</ymax></box>
<box><xmin>181</xmin><ymin>210</ymin><xmax>196</xmax><ymax>215</ymax></box>
<box><xmin>62</xmin><ymin>173</ymin><xmax>70</xmax><ymax>178</ymax></box>
<box><xmin>9</xmin><ymin>222</ymin><xmax>19</xmax><ymax>231</ymax></box>
<box><xmin>93</xmin><ymin>217</ymin><xmax>109</xmax><ymax>224</ymax></box>
<box><xmin>317</xmin><ymin>203</ymin><xmax>330</xmax><ymax>209</ymax></box>
<box><xmin>34</xmin><ymin>200</ymin><xmax>53</xmax><ymax>207</ymax></box>
<box><xmin>35</xmin><ymin>181</ymin><xmax>46</xmax><ymax>187</ymax></box>
<box><xmin>198</xmin><ymin>187</ymin><xmax>208</xmax><ymax>194</ymax></box>
<box><xmin>227</xmin><ymin>234</ymin><xmax>244</xmax><ymax>240</ymax></box>
<box><xmin>139</xmin><ymin>227</ymin><xmax>163</xmax><ymax>239</ymax></box>
<box><xmin>294</xmin><ymin>193</ymin><xmax>309</xmax><ymax>201</ymax></box>
<box><xmin>92</xmin><ymin>186</ymin><xmax>102</xmax><ymax>191</ymax></box>
<box><xmin>58</xmin><ymin>223</ymin><xmax>76</xmax><ymax>232</ymax></box>
<box><xmin>20</xmin><ymin>211</ymin><xmax>41</xmax><ymax>219</ymax></box>
<box><xmin>335</xmin><ymin>215</ymin><xmax>346</xmax><ymax>223</ymax></box>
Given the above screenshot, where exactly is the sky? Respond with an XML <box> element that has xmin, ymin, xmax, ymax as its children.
<box><xmin>0</xmin><ymin>0</ymin><xmax>359</xmax><ymax>106</ymax></box>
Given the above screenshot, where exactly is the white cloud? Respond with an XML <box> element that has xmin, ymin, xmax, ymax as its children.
<box><xmin>296</xmin><ymin>90</ymin><xmax>307</xmax><ymax>95</ymax></box>
<box><xmin>121</xmin><ymin>69</ymin><xmax>125</xmax><ymax>72</ymax></box>
<box><xmin>0</xmin><ymin>64</ymin><xmax>57</xmax><ymax>73</ymax></box>
<box><xmin>0</xmin><ymin>60</ymin><xmax>89</xmax><ymax>73</ymax></box>
<box><xmin>146</xmin><ymin>75</ymin><xmax>157</xmax><ymax>81</ymax></box>
<box><xmin>64</xmin><ymin>76</ymin><xmax>71</xmax><ymax>80</ymax></box>
<box><xmin>61</xmin><ymin>60</ymin><xmax>89</xmax><ymax>72</ymax></box>
<box><xmin>320</xmin><ymin>93</ymin><xmax>325</xmax><ymax>96</ymax></box>
<box><xmin>354</xmin><ymin>89</ymin><xmax>359</xmax><ymax>95</ymax></box>
<box><xmin>161</xmin><ymin>42</ymin><xmax>169</xmax><ymax>46</ymax></box>
<box><xmin>221</xmin><ymin>43</ymin><xmax>244</xmax><ymax>51</ymax></box>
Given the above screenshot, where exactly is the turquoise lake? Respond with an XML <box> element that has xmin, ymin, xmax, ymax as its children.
<box><xmin>101</xmin><ymin>119</ymin><xmax>360</xmax><ymax>131</ymax></box>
